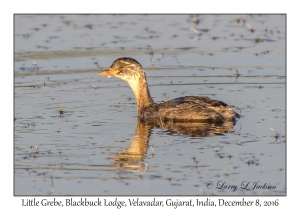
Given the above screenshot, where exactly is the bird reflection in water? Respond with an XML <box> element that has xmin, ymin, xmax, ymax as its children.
<box><xmin>110</xmin><ymin>119</ymin><xmax>236</xmax><ymax>173</ymax></box>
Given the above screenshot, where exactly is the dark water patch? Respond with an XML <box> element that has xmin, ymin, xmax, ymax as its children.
<box><xmin>243</xmin><ymin>38</ymin><xmax>276</xmax><ymax>43</ymax></box>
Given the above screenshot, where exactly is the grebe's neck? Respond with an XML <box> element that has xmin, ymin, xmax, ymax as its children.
<box><xmin>125</xmin><ymin>72</ymin><xmax>154</xmax><ymax>116</ymax></box>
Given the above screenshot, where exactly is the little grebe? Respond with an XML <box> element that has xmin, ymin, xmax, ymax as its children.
<box><xmin>99</xmin><ymin>57</ymin><xmax>240</xmax><ymax>123</ymax></box>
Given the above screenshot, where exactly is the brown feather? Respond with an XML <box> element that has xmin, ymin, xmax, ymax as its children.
<box><xmin>100</xmin><ymin>58</ymin><xmax>240</xmax><ymax>123</ymax></box>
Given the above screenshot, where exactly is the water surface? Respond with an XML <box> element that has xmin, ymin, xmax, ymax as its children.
<box><xmin>14</xmin><ymin>14</ymin><xmax>285</xmax><ymax>195</ymax></box>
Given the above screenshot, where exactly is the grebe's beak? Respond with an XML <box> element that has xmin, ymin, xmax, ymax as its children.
<box><xmin>99</xmin><ymin>68</ymin><xmax>119</xmax><ymax>77</ymax></box>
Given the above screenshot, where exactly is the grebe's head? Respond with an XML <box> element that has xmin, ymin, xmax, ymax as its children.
<box><xmin>99</xmin><ymin>57</ymin><xmax>154</xmax><ymax>109</ymax></box>
<box><xmin>99</xmin><ymin>57</ymin><xmax>144</xmax><ymax>82</ymax></box>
